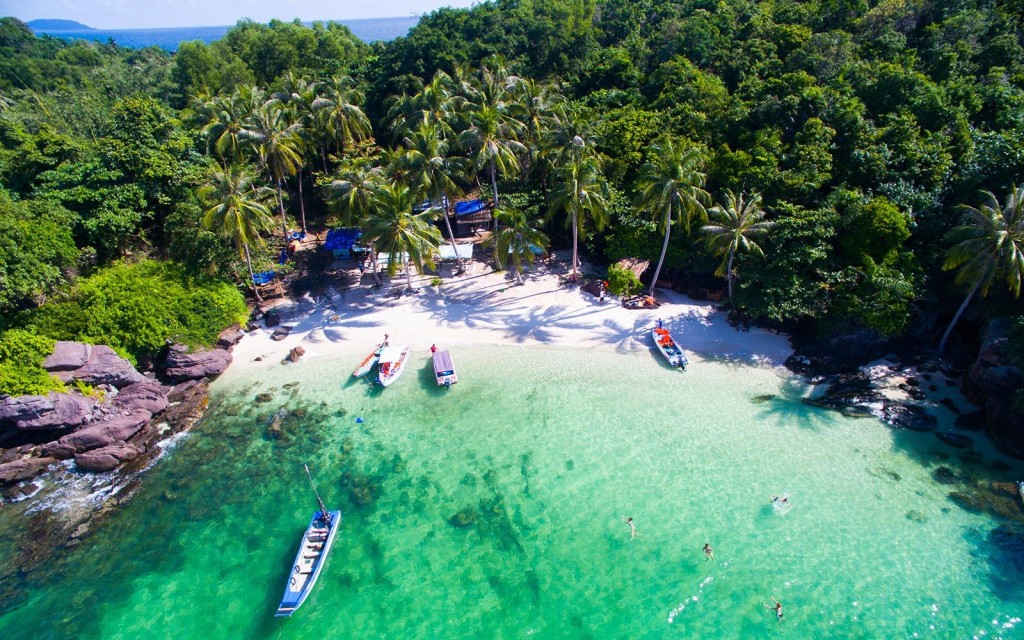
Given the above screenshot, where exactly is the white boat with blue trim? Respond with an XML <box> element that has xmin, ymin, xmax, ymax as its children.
<box><xmin>275</xmin><ymin>465</ymin><xmax>341</xmax><ymax>618</ymax></box>
<box><xmin>652</xmin><ymin>326</ymin><xmax>688</xmax><ymax>369</ymax></box>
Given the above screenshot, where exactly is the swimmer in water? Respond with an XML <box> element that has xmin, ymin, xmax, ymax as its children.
<box><xmin>622</xmin><ymin>516</ymin><xmax>636</xmax><ymax>539</ymax></box>
<box><xmin>703</xmin><ymin>543</ymin><xmax>715</xmax><ymax>561</ymax></box>
<box><xmin>768</xmin><ymin>598</ymin><xmax>783</xmax><ymax>622</ymax></box>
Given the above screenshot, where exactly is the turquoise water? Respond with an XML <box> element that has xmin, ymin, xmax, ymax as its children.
<box><xmin>1</xmin><ymin>345</ymin><xmax>1023</xmax><ymax>638</ymax></box>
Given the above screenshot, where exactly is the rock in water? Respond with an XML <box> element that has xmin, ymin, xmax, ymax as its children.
<box><xmin>74</xmin><ymin>442</ymin><xmax>141</xmax><ymax>472</ymax></box>
<box><xmin>882</xmin><ymin>403</ymin><xmax>937</xmax><ymax>431</ymax></box>
<box><xmin>936</xmin><ymin>432</ymin><xmax>973</xmax><ymax>449</ymax></box>
<box><xmin>0</xmin><ymin>457</ymin><xmax>58</xmax><ymax>483</ymax></box>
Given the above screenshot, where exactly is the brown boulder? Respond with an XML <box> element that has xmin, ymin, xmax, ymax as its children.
<box><xmin>216</xmin><ymin>324</ymin><xmax>245</xmax><ymax>350</ymax></box>
<box><xmin>0</xmin><ymin>457</ymin><xmax>57</xmax><ymax>483</ymax></box>
<box><xmin>58</xmin><ymin>345</ymin><xmax>145</xmax><ymax>388</ymax></box>
<box><xmin>57</xmin><ymin>409</ymin><xmax>152</xmax><ymax>453</ymax></box>
<box><xmin>163</xmin><ymin>347</ymin><xmax>232</xmax><ymax>382</ymax></box>
<box><xmin>288</xmin><ymin>346</ymin><xmax>305</xmax><ymax>362</ymax></box>
<box><xmin>75</xmin><ymin>442</ymin><xmax>141</xmax><ymax>472</ymax></box>
<box><xmin>0</xmin><ymin>392</ymin><xmax>96</xmax><ymax>430</ymax></box>
<box><xmin>41</xmin><ymin>341</ymin><xmax>91</xmax><ymax>372</ymax></box>
<box><xmin>112</xmin><ymin>380</ymin><xmax>169</xmax><ymax>415</ymax></box>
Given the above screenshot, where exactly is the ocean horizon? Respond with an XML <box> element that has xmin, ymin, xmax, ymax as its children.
<box><xmin>28</xmin><ymin>16</ymin><xmax>419</xmax><ymax>50</ymax></box>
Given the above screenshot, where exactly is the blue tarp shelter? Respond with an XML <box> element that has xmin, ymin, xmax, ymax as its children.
<box><xmin>324</xmin><ymin>227</ymin><xmax>363</xmax><ymax>258</ymax></box>
<box><xmin>253</xmin><ymin>271</ymin><xmax>277</xmax><ymax>285</ymax></box>
<box><xmin>454</xmin><ymin>199</ymin><xmax>486</xmax><ymax>216</ymax></box>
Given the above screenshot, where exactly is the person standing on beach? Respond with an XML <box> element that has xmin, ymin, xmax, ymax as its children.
<box><xmin>622</xmin><ymin>516</ymin><xmax>636</xmax><ymax>539</ymax></box>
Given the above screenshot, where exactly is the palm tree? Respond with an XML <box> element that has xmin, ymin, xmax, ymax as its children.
<box><xmin>459</xmin><ymin>103</ymin><xmax>525</xmax><ymax>209</ymax></box>
<box><xmin>323</xmin><ymin>157</ymin><xmax>387</xmax><ymax>226</ymax></box>
<box><xmin>938</xmin><ymin>185</ymin><xmax>1024</xmax><ymax>354</ymax></box>
<box><xmin>548</xmin><ymin>153</ymin><xmax>610</xmax><ymax>282</ymax></box>
<box><xmin>313</xmin><ymin>75</ymin><xmax>372</xmax><ymax>170</ymax></box>
<box><xmin>397</xmin><ymin>122</ymin><xmax>465</xmax><ymax>266</ymax></box>
<box><xmin>635</xmin><ymin>137</ymin><xmax>710</xmax><ymax>296</ymax></box>
<box><xmin>242</xmin><ymin>100</ymin><xmax>305</xmax><ymax>241</ymax></box>
<box><xmin>702</xmin><ymin>190</ymin><xmax>775</xmax><ymax>302</ymax></box>
<box><xmin>361</xmin><ymin>182</ymin><xmax>444</xmax><ymax>291</ymax></box>
<box><xmin>511</xmin><ymin>77</ymin><xmax>563</xmax><ymax>177</ymax></box>
<box><xmin>274</xmin><ymin>75</ymin><xmax>318</xmax><ymax>233</ymax></box>
<box><xmin>200</xmin><ymin>85</ymin><xmax>263</xmax><ymax>164</ymax></box>
<box><xmin>493</xmin><ymin>207</ymin><xmax>549</xmax><ymax>285</ymax></box>
<box><xmin>197</xmin><ymin>165</ymin><xmax>276</xmax><ymax>299</ymax></box>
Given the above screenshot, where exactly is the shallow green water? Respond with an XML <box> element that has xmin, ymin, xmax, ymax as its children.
<box><xmin>1</xmin><ymin>346</ymin><xmax>1023</xmax><ymax>639</ymax></box>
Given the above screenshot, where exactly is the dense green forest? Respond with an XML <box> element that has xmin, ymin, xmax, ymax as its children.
<box><xmin>0</xmin><ymin>0</ymin><xmax>1023</xmax><ymax>396</ymax></box>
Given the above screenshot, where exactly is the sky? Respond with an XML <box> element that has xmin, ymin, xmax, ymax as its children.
<box><xmin>0</xmin><ymin>0</ymin><xmax>480</xmax><ymax>29</ymax></box>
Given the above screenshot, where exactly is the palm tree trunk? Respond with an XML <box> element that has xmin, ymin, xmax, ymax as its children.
<box><xmin>938</xmin><ymin>279</ymin><xmax>981</xmax><ymax>354</ymax></box>
<box><xmin>490</xmin><ymin>161</ymin><xmax>500</xmax><ymax>235</ymax></box>
<box><xmin>649</xmin><ymin>211</ymin><xmax>672</xmax><ymax>296</ymax></box>
<box><xmin>370</xmin><ymin>250</ymin><xmax>382</xmax><ymax>285</ymax></box>
<box><xmin>440</xmin><ymin>191</ymin><xmax>463</xmax><ymax>274</ymax></box>
<box><xmin>321</xmin><ymin>146</ymin><xmax>328</xmax><ymax>174</ymax></box>
<box><xmin>297</xmin><ymin>169</ymin><xmax>307</xmax><ymax>233</ymax></box>
<box><xmin>244</xmin><ymin>243</ymin><xmax>262</xmax><ymax>302</ymax></box>
<box><xmin>571</xmin><ymin>212</ymin><xmax>579</xmax><ymax>281</ymax></box>
<box><xmin>726</xmin><ymin>248</ymin><xmax>735</xmax><ymax>302</ymax></box>
<box><xmin>405</xmin><ymin>258</ymin><xmax>414</xmax><ymax>291</ymax></box>
<box><xmin>275</xmin><ymin>178</ymin><xmax>288</xmax><ymax>242</ymax></box>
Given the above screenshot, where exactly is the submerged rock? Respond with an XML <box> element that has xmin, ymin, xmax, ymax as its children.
<box><xmin>955</xmin><ymin>411</ymin><xmax>987</xmax><ymax>432</ymax></box>
<box><xmin>932</xmin><ymin>466</ymin><xmax>960</xmax><ymax>484</ymax></box>
<box><xmin>449</xmin><ymin>507</ymin><xmax>477</xmax><ymax>528</ymax></box>
<box><xmin>882</xmin><ymin>403</ymin><xmax>937</xmax><ymax>431</ymax></box>
<box><xmin>936</xmin><ymin>432</ymin><xmax>973</xmax><ymax>449</ymax></box>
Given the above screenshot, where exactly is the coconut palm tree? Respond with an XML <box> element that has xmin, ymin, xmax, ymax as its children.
<box><xmin>938</xmin><ymin>185</ymin><xmax>1024</xmax><ymax>354</ymax></box>
<box><xmin>197</xmin><ymin>165</ymin><xmax>275</xmax><ymax>299</ymax></box>
<box><xmin>242</xmin><ymin>99</ymin><xmax>305</xmax><ymax>241</ymax></box>
<box><xmin>635</xmin><ymin>137</ymin><xmax>710</xmax><ymax>296</ymax></box>
<box><xmin>313</xmin><ymin>75</ymin><xmax>372</xmax><ymax>169</ymax></box>
<box><xmin>511</xmin><ymin>77</ymin><xmax>563</xmax><ymax>177</ymax></box>
<box><xmin>702</xmin><ymin>190</ymin><xmax>775</xmax><ymax>302</ymax></box>
<box><xmin>200</xmin><ymin>85</ymin><xmax>264</xmax><ymax>164</ymax></box>
<box><xmin>548</xmin><ymin>153</ymin><xmax>610</xmax><ymax>282</ymax></box>
<box><xmin>273</xmin><ymin>75</ymin><xmax>318</xmax><ymax>233</ymax></box>
<box><xmin>493</xmin><ymin>208</ymin><xmax>549</xmax><ymax>285</ymax></box>
<box><xmin>396</xmin><ymin>122</ymin><xmax>466</xmax><ymax>267</ymax></box>
<box><xmin>361</xmin><ymin>182</ymin><xmax>444</xmax><ymax>291</ymax></box>
<box><xmin>322</xmin><ymin>157</ymin><xmax>387</xmax><ymax>226</ymax></box>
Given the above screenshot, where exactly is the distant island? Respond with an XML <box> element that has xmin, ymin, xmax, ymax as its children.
<box><xmin>26</xmin><ymin>19</ymin><xmax>93</xmax><ymax>30</ymax></box>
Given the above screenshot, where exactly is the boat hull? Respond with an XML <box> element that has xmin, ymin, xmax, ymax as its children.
<box><xmin>652</xmin><ymin>328</ymin><xmax>688</xmax><ymax>368</ymax></box>
<box><xmin>376</xmin><ymin>345</ymin><xmax>410</xmax><ymax>387</ymax></box>
<box><xmin>352</xmin><ymin>343</ymin><xmax>385</xmax><ymax>378</ymax></box>
<box><xmin>432</xmin><ymin>349</ymin><xmax>458</xmax><ymax>387</ymax></box>
<box><xmin>274</xmin><ymin>510</ymin><xmax>342</xmax><ymax>617</ymax></box>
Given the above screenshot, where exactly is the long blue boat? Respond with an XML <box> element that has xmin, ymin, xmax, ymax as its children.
<box><xmin>275</xmin><ymin>466</ymin><xmax>341</xmax><ymax>618</ymax></box>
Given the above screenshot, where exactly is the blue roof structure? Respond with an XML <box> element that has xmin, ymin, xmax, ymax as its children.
<box><xmin>323</xmin><ymin>227</ymin><xmax>362</xmax><ymax>252</ymax></box>
<box><xmin>454</xmin><ymin>199</ymin><xmax>487</xmax><ymax>216</ymax></box>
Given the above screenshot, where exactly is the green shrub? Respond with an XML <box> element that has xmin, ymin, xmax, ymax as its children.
<box><xmin>24</xmin><ymin>260</ymin><xmax>248</xmax><ymax>363</ymax></box>
<box><xmin>606</xmin><ymin>264</ymin><xmax>642</xmax><ymax>296</ymax></box>
<box><xmin>0</xmin><ymin>329</ymin><xmax>65</xmax><ymax>397</ymax></box>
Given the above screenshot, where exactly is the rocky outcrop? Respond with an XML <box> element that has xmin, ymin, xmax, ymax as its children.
<box><xmin>787</xmin><ymin>329</ymin><xmax>891</xmax><ymax>376</ymax></box>
<box><xmin>962</xmin><ymin>325</ymin><xmax>1024</xmax><ymax>459</ymax></box>
<box><xmin>216</xmin><ymin>324</ymin><xmax>245</xmax><ymax>350</ymax></box>
<box><xmin>0</xmin><ymin>456</ymin><xmax>58</xmax><ymax>483</ymax></box>
<box><xmin>0</xmin><ymin>392</ymin><xmax>96</xmax><ymax>430</ymax></box>
<box><xmin>162</xmin><ymin>345</ymin><xmax>232</xmax><ymax>382</ymax></box>
<box><xmin>75</xmin><ymin>443</ymin><xmax>141</xmax><ymax>472</ymax></box>
<box><xmin>41</xmin><ymin>341</ymin><xmax>90</xmax><ymax>371</ymax></box>
<box><xmin>110</xmin><ymin>380</ymin><xmax>168</xmax><ymax>414</ymax></box>
<box><xmin>51</xmin><ymin>344</ymin><xmax>144</xmax><ymax>388</ymax></box>
<box><xmin>40</xmin><ymin>409</ymin><xmax>151</xmax><ymax>458</ymax></box>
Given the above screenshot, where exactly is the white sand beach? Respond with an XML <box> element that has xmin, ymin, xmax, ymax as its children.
<box><xmin>228</xmin><ymin>255</ymin><xmax>795</xmax><ymax>375</ymax></box>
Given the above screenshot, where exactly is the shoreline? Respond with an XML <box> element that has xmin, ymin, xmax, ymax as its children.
<box><xmin>225</xmin><ymin>257</ymin><xmax>795</xmax><ymax>383</ymax></box>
